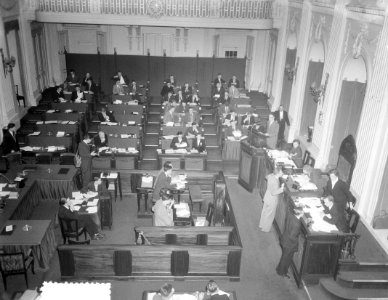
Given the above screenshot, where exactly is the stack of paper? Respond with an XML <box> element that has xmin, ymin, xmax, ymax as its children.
<box><xmin>65</xmin><ymin>109</ymin><xmax>72</xmax><ymax>113</ymax></box>
<box><xmin>28</xmin><ymin>131</ymin><xmax>41</xmax><ymax>136</ymax></box>
<box><xmin>87</xmin><ymin>207</ymin><xmax>98</xmax><ymax>213</ymax></box>
<box><xmin>20</xmin><ymin>146</ymin><xmax>33</xmax><ymax>152</ymax></box>
<box><xmin>175</xmin><ymin>203</ymin><xmax>190</xmax><ymax>218</ymax></box>
<box><xmin>46</xmin><ymin>110</ymin><xmax>55</xmax><ymax>113</ymax></box>
<box><xmin>56</xmin><ymin>131</ymin><xmax>65</xmax><ymax>137</ymax></box>
<box><xmin>36</xmin><ymin>121</ymin><xmax>44</xmax><ymax>124</ymax></box>
<box><xmin>68</xmin><ymin>121</ymin><xmax>76</xmax><ymax>125</ymax></box>
<box><xmin>72</xmin><ymin>191</ymin><xmax>83</xmax><ymax>200</ymax></box>
<box><xmin>165</xmin><ymin>122</ymin><xmax>174</xmax><ymax>127</ymax></box>
<box><xmin>128</xmin><ymin>121</ymin><xmax>135</xmax><ymax>125</ymax></box>
<box><xmin>45</xmin><ymin>120</ymin><xmax>57</xmax><ymax>124</ymax></box>
<box><xmin>87</xmin><ymin>198</ymin><xmax>99</xmax><ymax>206</ymax></box>
<box><xmin>195</xmin><ymin>217</ymin><xmax>206</xmax><ymax>226</ymax></box>
<box><xmin>121</xmin><ymin>134</ymin><xmax>130</xmax><ymax>138</ymax></box>
<box><xmin>113</xmin><ymin>100</ymin><xmax>122</xmax><ymax>104</ymax></box>
<box><xmin>9</xmin><ymin>192</ymin><xmax>19</xmax><ymax>199</ymax></box>
<box><xmin>47</xmin><ymin>146</ymin><xmax>57</xmax><ymax>152</ymax></box>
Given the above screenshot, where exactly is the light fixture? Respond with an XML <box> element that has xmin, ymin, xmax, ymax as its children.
<box><xmin>285</xmin><ymin>57</ymin><xmax>299</xmax><ymax>82</ymax></box>
<box><xmin>0</xmin><ymin>48</ymin><xmax>16</xmax><ymax>77</ymax></box>
<box><xmin>310</xmin><ymin>73</ymin><xmax>329</xmax><ymax>104</ymax></box>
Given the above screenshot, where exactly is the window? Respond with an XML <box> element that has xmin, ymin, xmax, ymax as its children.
<box><xmin>225</xmin><ymin>51</ymin><xmax>237</xmax><ymax>58</ymax></box>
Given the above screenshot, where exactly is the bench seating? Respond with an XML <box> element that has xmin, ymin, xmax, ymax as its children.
<box><xmin>135</xmin><ymin>226</ymin><xmax>235</xmax><ymax>246</ymax></box>
<box><xmin>57</xmin><ymin>244</ymin><xmax>242</xmax><ymax>280</ymax></box>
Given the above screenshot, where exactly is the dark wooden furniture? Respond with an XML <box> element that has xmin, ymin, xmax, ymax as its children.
<box><xmin>58</xmin><ymin>217</ymin><xmax>88</xmax><ymax>244</ymax></box>
<box><xmin>0</xmin><ymin>251</ymin><xmax>34</xmax><ymax>290</ymax></box>
<box><xmin>158</xmin><ymin>152</ymin><xmax>207</xmax><ymax>171</ymax></box>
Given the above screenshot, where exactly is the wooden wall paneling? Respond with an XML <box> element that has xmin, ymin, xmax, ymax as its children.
<box><xmin>114</xmin><ymin>250</ymin><xmax>132</xmax><ymax>276</ymax></box>
<box><xmin>149</xmin><ymin>56</ymin><xmax>165</xmax><ymax>96</ymax></box>
<box><xmin>165</xmin><ymin>57</ymin><xmax>197</xmax><ymax>87</ymax></box>
<box><xmin>213</xmin><ymin>58</ymin><xmax>246</xmax><ymax>88</ymax></box>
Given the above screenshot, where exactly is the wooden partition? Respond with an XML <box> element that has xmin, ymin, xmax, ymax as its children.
<box><xmin>65</xmin><ymin>53</ymin><xmax>245</xmax><ymax>96</ymax></box>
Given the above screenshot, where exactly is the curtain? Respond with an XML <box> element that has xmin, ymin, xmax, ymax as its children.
<box><xmin>280</xmin><ymin>48</ymin><xmax>297</xmax><ymax>111</ymax></box>
<box><xmin>375</xmin><ymin>159</ymin><xmax>388</xmax><ymax>218</ymax></box>
<box><xmin>328</xmin><ymin>80</ymin><xmax>366</xmax><ymax>165</ymax></box>
<box><xmin>300</xmin><ymin>61</ymin><xmax>324</xmax><ymax>136</ymax></box>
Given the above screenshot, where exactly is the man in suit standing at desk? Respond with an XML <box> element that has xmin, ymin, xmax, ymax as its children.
<box><xmin>273</xmin><ymin>105</ymin><xmax>290</xmax><ymax>147</ymax></box>
<box><xmin>2</xmin><ymin>123</ymin><xmax>19</xmax><ymax>155</ymax></box>
<box><xmin>152</xmin><ymin>161</ymin><xmax>175</xmax><ymax>201</ymax></box>
<box><xmin>78</xmin><ymin>134</ymin><xmax>94</xmax><ymax>190</ymax></box>
<box><xmin>323</xmin><ymin>169</ymin><xmax>354</xmax><ymax>214</ymax></box>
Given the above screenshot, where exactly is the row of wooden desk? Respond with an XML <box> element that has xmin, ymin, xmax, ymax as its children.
<box><xmin>0</xmin><ymin>165</ymin><xmax>78</xmax><ymax>270</ymax></box>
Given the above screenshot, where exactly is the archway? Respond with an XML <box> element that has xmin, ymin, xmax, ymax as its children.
<box><xmin>328</xmin><ymin>56</ymin><xmax>367</xmax><ymax>166</ymax></box>
<box><xmin>299</xmin><ymin>41</ymin><xmax>325</xmax><ymax>136</ymax></box>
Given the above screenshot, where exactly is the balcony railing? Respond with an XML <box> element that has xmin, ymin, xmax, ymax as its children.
<box><xmin>32</xmin><ymin>0</ymin><xmax>272</xmax><ymax>19</ymax></box>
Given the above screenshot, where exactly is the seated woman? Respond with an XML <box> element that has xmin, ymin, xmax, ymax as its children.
<box><xmin>289</xmin><ymin>139</ymin><xmax>303</xmax><ymax>168</ymax></box>
<box><xmin>71</xmin><ymin>85</ymin><xmax>85</xmax><ymax>102</ymax></box>
<box><xmin>94</xmin><ymin>131</ymin><xmax>108</xmax><ymax>149</ymax></box>
<box><xmin>153</xmin><ymin>283</ymin><xmax>197</xmax><ymax>300</ymax></box>
<box><xmin>152</xmin><ymin>190</ymin><xmax>175</xmax><ymax>227</ymax></box>
<box><xmin>205</xmin><ymin>280</ymin><xmax>230</xmax><ymax>300</ymax></box>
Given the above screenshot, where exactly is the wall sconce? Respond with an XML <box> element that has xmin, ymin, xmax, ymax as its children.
<box><xmin>310</xmin><ymin>73</ymin><xmax>329</xmax><ymax>104</ymax></box>
<box><xmin>0</xmin><ymin>48</ymin><xmax>16</xmax><ymax>77</ymax></box>
<box><xmin>285</xmin><ymin>57</ymin><xmax>299</xmax><ymax>82</ymax></box>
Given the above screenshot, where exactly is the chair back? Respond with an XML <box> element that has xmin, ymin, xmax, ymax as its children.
<box><xmin>68</xmin><ymin>239</ymin><xmax>91</xmax><ymax>245</ymax></box>
<box><xmin>59</xmin><ymin>217</ymin><xmax>79</xmax><ymax>236</ymax></box>
<box><xmin>60</xmin><ymin>153</ymin><xmax>76</xmax><ymax>165</ymax></box>
<box><xmin>0</xmin><ymin>253</ymin><xmax>26</xmax><ymax>273</ymax></box>
<box><xmin>35</xmin><ymin>153</ymin><xmax>53</xmax><ymax>164</ymax></box>
<box><xmin>206</xmin><ymin>203</ymin><xmax>214</xmax><ymax>226</ymax></box>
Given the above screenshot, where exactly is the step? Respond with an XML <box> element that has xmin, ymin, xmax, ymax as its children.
<box><xmin>337</xmin><ymin>271</ymin><xmax>388</xmax><ymax>289</ymax></box>
<box><xmin>320</xmin><ymin>277</ymin><xmax>388</xmax><ymax>300</ymax></box>
<box><xmin>205</xmin><ymin>136</ymin><xmax>219</xmax><ymax>147</ymax></box>
<box><xmin>339</xmin><ymin>261</ymin><xmax>388</xmax><ymax>272</ymax></box>
<box><xmin>144</xmin><ymin>136</ymin><xmax>159</xmax><ymax>147</ymax></box>
<box><xmin>206</xmin><ymin>149</ymin><xmax>222</xmax><ymax>161</ymax></box>
<box><xmin>147</xmin><ymin>114</ymin><xmax>161</xmax><ymax>123</ymax></box>
<box><xmin>145</xmin><ymin>124</ymin><xmax>161</xmax><ymax>135</ymax></box>
<box><xmin>148</xmin><ymin>106</ymin><xmax>162</xmax><ymax>114</ymax></box>
<box><xmin>203</xmin><ymin>125</ymin><xmax>218</xmax><ymax>135</ymax></box>
<box><xmin>139</xmin><ymin>160</ymin><xmax>158</xmax><ymax>170</ymax></box>
<box><xmin>142</xmin><ymin>149</ymin><xmax>158</xmax><ymax>160</ymax></box>
<box><xmin>201</xmin><ymin>115</ymin><xmax>215</xmax><ymax>124</ymax></box>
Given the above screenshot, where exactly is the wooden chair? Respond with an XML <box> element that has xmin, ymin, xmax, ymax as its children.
<box><xmin>58</xmin><ymin>217</ymin><xmax>88</xmax><ymax>244</ymax></box>
<box><xmin>68</xmin><ymin>238</ymin><xmax>91</xmax><ymax>245</ymax></box>
<box><xmin>59</xmin><ymin>153</ymin><xmax>76</xmax><ymax>165</ymax></box>
<box><xmin>0</xmin><ymin>251</ymin><xmax>35</xmax><ymax>290</ymax></box>
<box><xmin>303</xmin><ymin>150</ymin><xmax>315</xmax><ymax>167</ymax></box>
<box><xmin>15</xmin><ymin>85</ymin><xmax>26</xmax><ymax>107</ymax></box>
<box><xmin>348</xmin><ymin>209</ymin><xmax>360</xmax><ymax>233</ymax></box>
<box><xmin>188</xmin><ymin>185</ymin><xmax>204</xmax><ymax>212</ymax></box>
<box><xmin>35</xmin><ymin>152</ymin><xmax>53</xmax><ymax>164</ymax></box>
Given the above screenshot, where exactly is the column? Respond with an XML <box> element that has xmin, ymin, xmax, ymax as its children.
<box><xmin>353</xmin><ymin>8</ymin><xmax>388</xmax><ymax>220</ymax></box>
<box><xmin>287</xmin><ymin>2</ymin><xmax>312</xmax><ymax>142</ymax></box>
<box><xmin>312</xmin><ymin>1</ymin><xmax>348</xmax><ymax>168</ymax></box>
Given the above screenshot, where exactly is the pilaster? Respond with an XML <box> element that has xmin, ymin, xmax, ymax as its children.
<box><xmin>312</xmin><ymin>1</ymin><xmax>348</xmax><ymax>168</ymax></box>
<box><xmin>287</xmin><ymin>2</ymin><xmax>312</xmax><ymax>142</ymax></box>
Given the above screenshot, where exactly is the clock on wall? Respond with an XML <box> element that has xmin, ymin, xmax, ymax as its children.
<box><xmin>147</xmin><ymin>0</ymin><xmax>164</xmax><ymax>18</ymax></box>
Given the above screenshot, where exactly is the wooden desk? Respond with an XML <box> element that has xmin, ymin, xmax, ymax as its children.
<box><xmin>0</xmin><ymin>220</ymin><xmax>56</xmax><ymax>270</ymax></box>
<box><xmin>157</xmin><ymin>151</ymin><xmax>207</xmax><ymax>171</ymax></box>
<box><xmin>222</xmin><ymin>139</ymin><xmax>241</xmax><ymax>161</ymax></box>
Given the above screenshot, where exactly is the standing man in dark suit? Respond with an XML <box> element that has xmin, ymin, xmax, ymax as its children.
<box><xmin>78</xmin><ymin>134</ymin><xmax>94</xmax><ymax>190</ymax></box>
<box><xmin>152</xmin><ymin>161</ymin><xmax>176</xmax><ymax>201</ymax></box>
<box><xmin>323</xmin><ymin>169</ymin><xmax>354</xmax><ymax>213</ymax></box>
<box><xmin>1</xmin><ymin>123</ymin><xmax>19</xmax><ymax>155</ymax></box>
<box><xmin>276</xmin><ymin>213</ymin><xmax>301</xmax><ymax>278</ymax></box>
<box><xmin>273</xmin><ymin>105</ymin><xmax>290</xmax><ymax>147</ymax></box>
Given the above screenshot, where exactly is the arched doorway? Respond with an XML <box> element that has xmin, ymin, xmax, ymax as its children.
<box><xmin>299</xmin><ymin>41</ymin><xmax>324</xmax><ymax>136</ymax></box>
<box><xmin>328</xmin><ymin>57</ymin><xmax>367</xmax><ymax>166</ymax></box>
<box><xmin>280</xmin><ymin>32</ymin><xmax>297</xmax><ymax>112</ymax></box>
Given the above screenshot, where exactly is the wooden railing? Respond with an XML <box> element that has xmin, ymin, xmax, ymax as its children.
<box><xmin>32</xmin><ymin>0</ymin><xmax>272</xmax><ymax>19</ymax></box>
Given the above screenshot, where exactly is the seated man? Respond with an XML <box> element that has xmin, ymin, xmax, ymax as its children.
<box><xmin>161</xmin><ymin>82</ymin><xmax>174</xmax><ymax>101</ymax></box>
<box><xmin>167</xmin><ymin>74</ymin><xmax>177</xmax><ymax>87</ymax></box>
<box><xmin>228</xmin><ymin>75</ymin><xmax>240</xmax><ymax>88</ymax></box>
<box><xmin>163</xmin><ymin>106</ymin><xmax>177</xmax><ymax>124</ymax></box>
<box><xmin>321</xmin><ymin>195</ymin><xmax>349</xmax><ymax>232</ymax></box>
<box><xmin>205</xmin><ymin>280</ymin><xmax>230</xmax><ymax>300</ymax></box>
<box><xmin>152</xmin><ymin>189</ymin><xmax>175</xmax><ymax>226</ymax></box>
<box><xmin>170</xmin><ymin>131</ymin><xmax>188</xmax><ymax>150</ymax></box>
<box><xmin>186</xmin><ymin>122</ymin><xmax>201</xmax><ymax>138</ymax></box>
<box><xmin>51</xmin><ymin>85</ymin><xmax>65</xmax><ymax>102</ymax></box>
<box><xmin>184</xmin><ymin>107</ymin><xmax>200</xmax><ymax>125</ymax></box>
<box><xmin>71</xmin><ymin>85</ymin><xmax>85</xmax><ymax>102</ymax></box>
<box><xmin>225</xmin><ymin>120</ymin><xmax>241</xmax><ymax>138</ymax></box>
<box><xmin>228</xmin><ymin>85</ymin><xmax>240</xmax><ymax>99</ymax></box>
<box><xmin>224</xmin><ymin>110</ymin><xmax>238</xmax><ymax>125</ymax></box>
<box><xmin>212</xmin><ymin>82</ymin><xmax>225</xmax><ymax>104</ymax></box>
<box><xmin>192</xmin><ymin>133</ymin><xmax>206</xmax><ymax>153</ymax></box>
<box><xmin>175</xmin><ymin>90</ymin><xmax>184</xmax><ymax>103</ymax></box>
<box><xmin>187</xmin><ymin>90</ymin><xmax>200</xmax><ymax>105</ymax></box>
<box><xmin>65</xmin><ymin>69</ymin><xmax>80</xmax><ymax>87</ymax></box>
<box><xmin>182</xmin><ymin>82</ymin><xmax>192</xmax><ymax>101</ymax></box>
<box><xmin>87</xmin><ymin>176</ymin><xmax>109</xmax><ymax>197</ymax></box>
<box><xmin>98</xmin><ymin>107</ymin><xmax>116</xmax><ymax>123</ymax></box>
<box><xmin>58</xmin><ymin>198</ymin><xmax>104</xmax><ymax>240</ymax></box>
<box><xmin>241</xmin><ymin>112</ymin><xmax>255</xmax><ymax>127</ymax></box>
<box><xmin>94</xmin><ymin>131</ymin><xmax>108</xmax><ymax>149</ymax></box>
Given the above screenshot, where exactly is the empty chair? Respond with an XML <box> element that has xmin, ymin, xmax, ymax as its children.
<box><xmin>303</xmin><ymin>150</ymin><xmax>315</xmax><ymax>168</ymax></box>
<box><xmin>35</xmin><ymin>153</ymin><xmax>53</xmax><ymax>164</ymax></box>
<box><xmin>58</xmin><ymin>217</ymin><xmax>88</xmax><ymax>244</ymax></box>
<box><xmin>59</xmin><ymin>153</ymin><xmax>76</xmax><ymax>165</ymax></box>
<box><xmin>0</xmin><ymin>251</ymin><xmax>35</xmax><ymax>290</ymax></box>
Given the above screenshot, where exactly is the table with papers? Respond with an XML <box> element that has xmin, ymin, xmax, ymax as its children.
<box><xmin>173</xmin><ymin>202</ymin><xmax>193</xmax><ymax>226</ymax></box>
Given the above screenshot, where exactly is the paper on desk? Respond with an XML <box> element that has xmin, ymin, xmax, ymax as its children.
<box><xmin>101</xmin><ymin>172</ymin><xmax>118</xmax><ymax>179</ymax></box>
<box><xmin>56</xmin><ymin>131</ymin><xmax>65</xmax><ymax>137</ymax></box>
<box><xmin>117</xmin><ymin>148</ymin><xmax>126</xmax><ymax>153</ymax></box>
<box><xmin>195</xmin><ymin>217</ymin><xmax>206</xmax><ymax>227</ymax></box>
<box><xmin>175</xmin><ymin>202</ymin><xmax>190</xmax><ymax>218</ymax></box>
<box><xmin>107</xmin><ymin>122</ymin><xmax>118</xmax><ymax>126</ymax></box>
<box><xmin>6</xmin><ymin>225</ymin><xmax>13</xmax><ymax>232</ymax></box>
<box><xmin>9</xmin><ymin>192</ymin><xmax>18</xmax><ymax>199</ymax></box>
<box><xmin>128</xmin><ymin>121</ymin><xmax>135</xmax><ymax>125</ymax></box>
<box><xmin>47</xmin><ymin>146</ymin><xmax>57</xmax><ymax>152</ymax></box>
<box><xmin>165</xmin><ymin>149</ymin><xmax>174</xmax><ymax>154</ymax></box>
<box><xmin>28</xmin><ymin>131</ymin><xmax>41</xmax><ymax>136</ymax></box>
<box><xmin>57</xmin><ymin>146</ymin><xmax>66</xmax><ymax>151</ymax></box>
<box><xmin>113</xmin><ymin>100</ymin><xmax>122</xmax><ymax>104</ymax></box>
<box><xmin>132</xmin><ymin>111</ymin><xmax>139</xmax><ymax>115</ymax></box>
<box><xmin>163</xmin><ymin>135</ymin><xmax>175</xmax><ymax>139</ymax></box>
<box><xmin>165</xmin><ymin>122</ymin><xmax>174</xmax><ymax>127</ymax></box>
<box><xmin>86</xmin><ymin>207</ymin><xmax>98</xmax><ymax>213</ymax></box>
<box><xmin>0</xmin><ymin>191</ymin><xmax>10</xmax><ymax>197</ymax></box>
<box><xmin>68</xmin><ymin>121</ymin><xmax>76</xmax><ymax>125</ymax></box>
<box><xmin>36</xmin><ymin>121</ymin><xmax>44</xmax><ymax>125</ymax></box>
<box><xmin>86</xmin><ymin>191</ymin><xmax>98</xmax><ymax>198</ymax></box>
<box><xmin>20</xmin><ymin>146</ymin><xmax>33</xmax><ymax>152</ymax></box>
<box><xmin>14</xmin><ymin>177</ymin><xmax>24</xmax><ymax>182</ymax></box>
<box><xmin>70</xmin><ymin>199</ymin><xmax>84</xmax><ymax>205</ymax></box>
<box><xmin>61</xmin><ymin>121</ymin><xmax>69</xmax><ymax>124</ymax></box>
<box><xmin>65</xmin><ymin>109</ymin><xmax>72</xmax><ymax>113</ymax></box>
<box><xmin>45</xmin><ymin>120</ymin><xmax>57</xmax><ymax>124</ymax></box>
<box><xmin>72</xmin><ymin>206</ymin><xmax>81</xmax><ymax>211</ymax></box>
<box><xmin>0</xmin><ymin>183</ymin><xmax>8</xmax><ymax>190</ymax></box>
<box><xmin>121</xmin><ymin>134</ymin><xmax>130</xmax><ymax>138</ymax></box>
<box><xmin>87</xmin><ymin>198</ymin><xmax>99</xmax><ymax>206</ymax></box>
<box><xmin>128</xmin><ymin>147</ymin><xmax>138</xmax><ymax>153</ymax></box>
<box><xmin>46</xmin><ymin>110</ymin><xmax>55</xmax><ymax>113</ymax></box>
<box><xmin>99</xmin><ymin>147</ymin><xmax>110</xmax><ymax>152</ymax></box>
<box><xmin>72</xmin><ymin>191</ymin><xmax>83</xmax><ymax>200</ymax></box>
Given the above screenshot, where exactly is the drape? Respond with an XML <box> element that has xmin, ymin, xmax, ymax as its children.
<box><xmin>280</xmin><ymin>48</ymin><xmax>297</xmax><ymax>111</ymax></box>
<box><xmin>300</xmin><ymin>61</ymin><xmax>323</xmax><ymax>136</ymax></box>
<box><xmin>328</xmin><ymin>80</ymin><xmax>366</xmax><ymax>165</ymax></box>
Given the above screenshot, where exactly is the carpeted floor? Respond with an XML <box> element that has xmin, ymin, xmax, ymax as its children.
<box><xmin>0</xmin><ymin>177</ymin><xmax>335</xmax><ymax>300</ymax></box>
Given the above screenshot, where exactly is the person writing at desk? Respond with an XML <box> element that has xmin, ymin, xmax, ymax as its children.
<box><xmin>205</xmin><ymin>280</ymin><xmax>230</xmax><ymax>300</ymax></box>
<box><xmin>259</xmin><ymin>166</ymin><xmax>284</xmax><ymax>232</ymax></box>
<box><xmin>186</xmin><ymin>122</ymin><xmax>201</xmax><ymax>138</ymax></box>
<box><xmin>321</xmin><ymin>195</ymin><xmax>349</xmax><ymax>232</ymax></box>
<box><xmin>289</xmin><ymin>139</ymin><xmax>303</xmax><ymax>168</ymax></box>
<box><xmin>98</xmin><ymin>107</ymin><xmax>116</xmax><ymax>123</ymax></box>
<box><xmin>152</xmin><ymin>189</ymin><xmax>175</xmax><ymax>226</ymax></box>
<box><xmin>58</xmin><ymin>198</ymin><xmax>104</xmax><ymax>240</ymax></box>
<box><xmin>51</xmin><ymin>85</ymin><xmax>65</xmax><ymax>102</ymax></box>
<box><xmin>170</xmin><ymin>131</ymin><xmax>188</xmax><ymax>150</ymax></box>
<box><xmin>78</xmin><ymin>134</ymin><xmax>96</xmax><ymax>190</ymax></box>
<box><xmin>71</xmin><ymin>85</ymin><xmax>85</xmax><ymax>102</ymax></box>
<box><xmin>152</xmin><ymin>161</ymin><xmax>175</xmax><ymax>201</ymax></box>
<box><xmin>192</xmin><ymin>133</ymin><xmax>206</xmax><ymax>153</ymax></box>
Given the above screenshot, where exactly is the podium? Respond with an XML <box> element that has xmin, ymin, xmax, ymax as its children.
<box><xmin>238</xmin><ymin>140</ymin><xmax>266</xmax><ymax>192</ymax></box>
